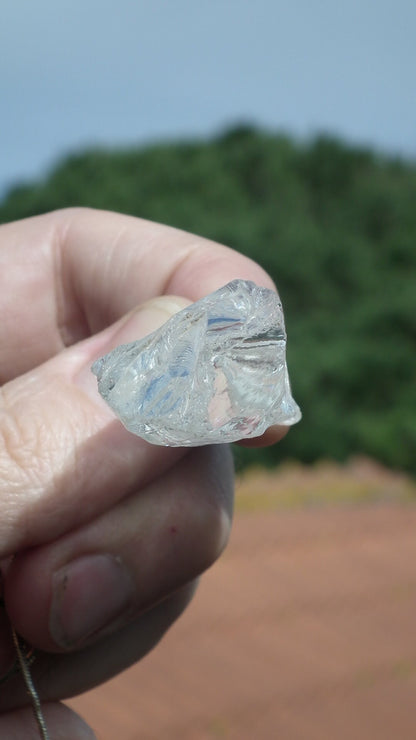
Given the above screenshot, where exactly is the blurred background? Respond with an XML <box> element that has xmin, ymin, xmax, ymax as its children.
<box><xmin>2</xmin><ymin>1</ymin><xmax>416</xmax><ymax>738</ymax></box>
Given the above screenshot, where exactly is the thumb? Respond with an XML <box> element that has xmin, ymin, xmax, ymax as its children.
<box><xmin>0</xmin><ymin>296</ymin><xmax>191</xmax><ymax>558</ymax></box>
<box><xmin>0</xmin><ymin>703</ymin><xmax>96</xmax><ymax>739</ymax></box>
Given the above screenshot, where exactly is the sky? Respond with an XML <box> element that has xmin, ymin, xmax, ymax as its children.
<box><xmin>1</xmin><ymin>0</ymin><xmax>415</xmax><ymax>196</ymax></box>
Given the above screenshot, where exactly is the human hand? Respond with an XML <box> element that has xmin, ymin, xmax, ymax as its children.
<box><xmin>0</xmin><ymin>208</ymin><xmax>287</xmax><ymax>737</ymax></box>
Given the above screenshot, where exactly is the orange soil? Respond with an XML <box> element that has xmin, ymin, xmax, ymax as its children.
<box><xmin>69</xmin><ymin>484</ymin><xmax>416</xmax><ymax>739</ymax></box>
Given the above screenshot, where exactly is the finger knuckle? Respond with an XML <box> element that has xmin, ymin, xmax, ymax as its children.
<box><xmin>0</xmin><ymin>388</ymin><xmax>49</xmax><ymax>493</ymax></box>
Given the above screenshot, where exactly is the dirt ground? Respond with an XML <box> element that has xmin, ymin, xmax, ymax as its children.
<box><xmin>69</xmin><ymin>467</ymin><xmax>416</xmax><ymax>740</ymax></box>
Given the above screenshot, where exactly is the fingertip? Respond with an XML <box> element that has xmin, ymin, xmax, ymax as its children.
<box><xmin>236</xmin><ymin>424</ymin><xmax>290</xmax><ymax>448</ymax></box>
<box><xmin>76</xmin><ymin>294</ymin><xmax>192</xmax><ymax>404</ymax></box>
<box><xmin>0</xmin><ymin>702</ymin><xmax>96</xmax><ymax>740</ymax></box>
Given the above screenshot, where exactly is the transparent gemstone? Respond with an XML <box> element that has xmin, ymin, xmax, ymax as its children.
<box><xmin>91</xmin><ymin>280</ymin><xmax>301</xmax><ymax>446</ymax></box>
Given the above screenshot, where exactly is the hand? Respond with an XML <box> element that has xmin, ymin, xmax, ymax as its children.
<box><xmin>0</xmin><ymin>208</ymin><xmax>287</xmax><ymax>738</ymax></box>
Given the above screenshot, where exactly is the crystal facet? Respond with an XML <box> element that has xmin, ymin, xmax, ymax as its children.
<box><xmin>92</xmin><ymin>280</ymin><xmax>301</xmax><ymax>446</ymax></box>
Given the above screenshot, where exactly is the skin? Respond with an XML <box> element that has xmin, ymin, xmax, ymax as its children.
<box><xmin>0</xmin><ymin>208</ymin><xmax>288</xmax><ymax>737</ymax></box>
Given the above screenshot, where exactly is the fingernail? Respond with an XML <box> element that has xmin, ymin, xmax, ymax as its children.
<box><xmin>50</xmin><ymin>554</ymin><xmax>135</xmax><ymax>649</ymax></box>
<box><xmin>111</xmin><ymin>297</ymin><xmax>191</xmax><ymax>346</ymax></box>
<box><xmin>76</xmin><ymin>296</ymin><xmax>191</xmax><ymax>401</ymax></box>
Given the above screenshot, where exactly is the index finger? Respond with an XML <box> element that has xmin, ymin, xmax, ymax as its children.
<box><xmin>0</xmin><ymin>207</ymin><xmax>275</xmax><ymax>382</ymax></box>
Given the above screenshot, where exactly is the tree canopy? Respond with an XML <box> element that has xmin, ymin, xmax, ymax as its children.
<box><xmin>1</xmin><ymin>126</ymin><xmax>415</xmax><ymax>473</ymax></box>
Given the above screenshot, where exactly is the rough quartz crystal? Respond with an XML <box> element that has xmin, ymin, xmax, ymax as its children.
<box><xmin>92</xmin><ymin>280</ymin><xmax>301</xmax><ymax>446</ymax></box>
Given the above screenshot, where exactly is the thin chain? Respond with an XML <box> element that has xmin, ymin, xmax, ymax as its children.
<box><xmin>11</xmin><ymin>626</ymin><xmax>50</xmax><ymax>740</ymax></box>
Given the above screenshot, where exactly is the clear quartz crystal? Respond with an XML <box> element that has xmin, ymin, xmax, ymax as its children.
<box><xmin>92</xmin><ymin>280</ymin><xmax>301</xmax><ymax>446</ymax></box>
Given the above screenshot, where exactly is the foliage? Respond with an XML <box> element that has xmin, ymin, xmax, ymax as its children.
<box><xmin>1</xmin><ymin>126</ymin><xmax>415</xmax><ymax>474</ymax></box>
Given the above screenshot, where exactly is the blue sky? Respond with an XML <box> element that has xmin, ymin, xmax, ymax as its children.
<box><xmin>1</xmin><ymin>0</ymin><xmax>415</xmax><ymax>195</ymax></box>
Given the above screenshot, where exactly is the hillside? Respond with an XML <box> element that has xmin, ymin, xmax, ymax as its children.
<box><xmin>1</xmin><ymin>127</ymin><xmax>415</xmax><ymax>473</ymax></box>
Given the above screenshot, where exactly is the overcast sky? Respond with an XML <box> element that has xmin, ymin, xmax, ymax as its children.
<box><xmin>1</xmin><ymin>0</ymin><xmax>415</xmax><ymax>196</ymax></box>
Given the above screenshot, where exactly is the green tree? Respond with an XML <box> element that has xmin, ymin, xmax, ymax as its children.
<box><xmin>1</xmin><ymin>127</ymin><xmax>415</xmax><ymax>473</ymax></box>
